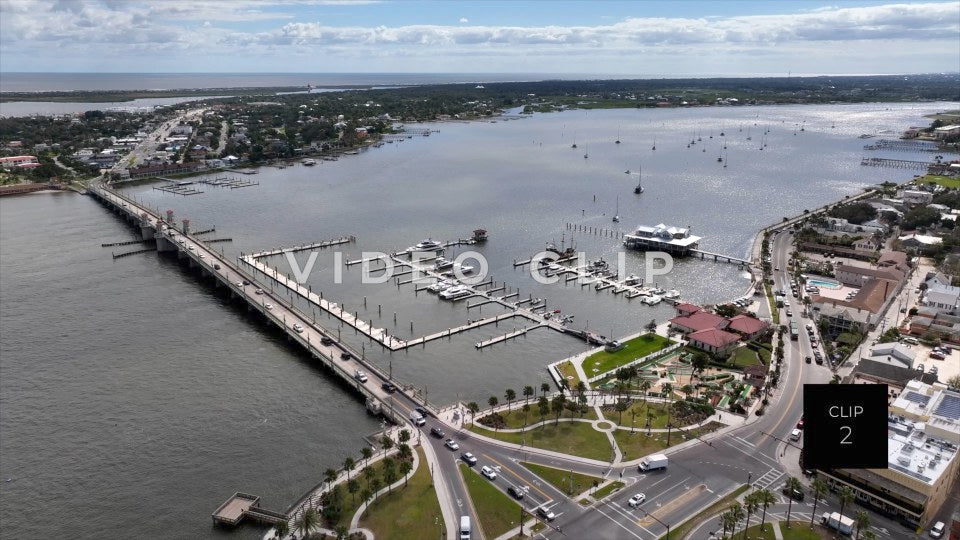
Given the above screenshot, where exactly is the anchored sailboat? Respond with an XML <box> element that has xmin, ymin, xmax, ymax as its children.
<box><xmin>612</xmin><ymin>196</ymin><xmax>620</xmax><ymax>222</ymax></box>
<box><xmin>633</xmin><ymin>167</ymin><xmax>644</xmax><ymax>194</ymax></box>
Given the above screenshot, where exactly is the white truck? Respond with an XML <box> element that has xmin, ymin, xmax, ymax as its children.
<box><xmin>821</xmin><ymin>512</ymin><xmax>854</xmax><ymax>535</ymax></box>
<box><xmin>638</xmin><ymin>453</ymin><xmax>668</xmax><ymax>472</ymax></box>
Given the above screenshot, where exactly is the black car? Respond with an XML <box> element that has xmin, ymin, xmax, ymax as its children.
<box><xmin>381</xmin><ymin>382</ymin><xmax>397</xmax><ymax>393</ymax></box>
<box><xmin>340</xmin><ymin>352</ymin><xmax>352</xmax><ymax>360</ymax></box>
<box><xmin>242</xmin><ymin>280</ymin><xmax>251</xmax><ymax>286</ymax></box>
<box><xmin>805</xmin><ymin>356</ymin><xmax>812</xmax><ymax>364</ymax></box>
<box><xmin>507</xmin><ymin>485</ymin><xmax>524</xmax><ymax>500</ymax></box>
<box><xmin>782</xmin><ymin>486</ymin><xmax>805</xmax><ymax>501</ymax></box>
<box><xmin>430</xmin><ymin>427</ymin><xmax>445</xmax><ymax>438</ymax></box>
<box><xmin>320</xmin><ymin>336</ymin><xmax>334</xmax><ymax>346</ymax></box>
<box><xmin>415</xmin><ymin>406</ymin><xmax>429</xmax><ymax>417</ymax></box>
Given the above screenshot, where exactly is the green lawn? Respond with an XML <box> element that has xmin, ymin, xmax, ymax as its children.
<box><xmin>591</xmin><ymin>481</ymin><xmax>625</xmax><ymax>501</ymax></box>
<box><xmin>469</xmin><ymin>421</ymin><xmax>614</xmax><ymax>461</ymax></box>
<box><xmin>477</xmin><ymin>404</ymin><xmax>597</xmax><ymax>430</ymax></box>
<box><xmin>556</xmin><ymin>360</ymin><xmax>582</xmax><ymax>387</ymax></box>
<box><xmin>731</xmin><ymin>523</ymin><xmax>777</xmax><ymax>540</ymax></box>
<box><xmin>520</xmin><ymin>462</ymin><xmax>602</xmax><ymax>496</ymax></box>
<box><xmin>358</xmin><ymin>449</ymin><xmax>443</xmax><ymax>540</ymax></box>
<box><xmin>660</xmin><ymin>484</ymin><xmax>749</xmax><ymax>540</ymax></box>
<box><xmin>778</xmin><ymin>523</ymin><xmax>831</xmax><ymax>540</ymax></box>
<box><xmin>613</xmin><ymin>421</ymin><xmax>726</xmax><ymax>461</ymax></box>
<box><xmin>459</xmin><ymin>463</ymin><xmax>528</xmax><ymax>539</ymax></box>
<box><xmin>583</xmin><ymin>333</ymin><xmax>674</xmax><ymax>378</ymax></box>
<box><xmin>328</xmin><ymin>457</ymin><xmax>391</xmax><ymax>529</ymax></box>
<box><xmin>917</xmin><ymin>175</ymin><xmax>960</xmax><ymax>188</ymax></box>
<box><xmin>608</xmin><ymin>400</ymin><xmax>671</xmax><ymax>428</ymax></box>
<box><xmin>729</xmin><ymin>347</ymin><xmax>763</xmax><ymax>369</ymax></box>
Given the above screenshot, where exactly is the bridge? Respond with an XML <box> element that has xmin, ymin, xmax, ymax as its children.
<box><xmin>87</xmin><ymin>181</ymin><xmax>441</xmax><ymax>432</ymax></box>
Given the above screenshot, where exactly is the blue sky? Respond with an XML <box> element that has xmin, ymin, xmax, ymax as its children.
<box><xmin>1</xmin><ymin>0</ymin><xmax>958</xmax><ymax>75</ymax></box>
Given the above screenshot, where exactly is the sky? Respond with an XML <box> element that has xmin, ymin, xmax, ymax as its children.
<box><xmin>0</xmin><ymin>0</ymin><xmax>958</xmax><ymax>75</ymax></box>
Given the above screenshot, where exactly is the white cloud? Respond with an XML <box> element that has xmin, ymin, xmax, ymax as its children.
<box><xmin>459</xmin><ymin>17</ymin><xmax>468</xmax><ymax>23</ymax></box>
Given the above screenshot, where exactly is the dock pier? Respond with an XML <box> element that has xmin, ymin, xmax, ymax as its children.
<box><xmin>251</xmin><ymin>236</ymin><xmax>354</xmax><ymax>259</ymax></box>
<box><xmin>476</xmin><ymin>323</ymin><xmax>546</xmax><ymax>349</ymax></box>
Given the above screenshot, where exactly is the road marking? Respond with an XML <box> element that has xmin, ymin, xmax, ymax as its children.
<box><xmin>735</xmin><ymin>436</ymin><xmax>756</xmax><ymax>448</ymax></box>
<box><xmin>483</xmin><ymin>454</ymin><xmax>553</xmax><ymax>501</ymax></box>
<box><xmin>592</xmin><ymin>504</ymin><xmax>648</xmax><ymax>539</ymax></box>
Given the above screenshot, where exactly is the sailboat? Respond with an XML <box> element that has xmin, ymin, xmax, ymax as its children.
<box><xmin>615</xmin><ymin>125</ymin><xmax>621</xmax><ymax>144</ymax></box>
<box><xmin>572</xmin><ymin>131</ymin><xmax>577</xmax><ymax>149</ymax></box>
<box><xmin>633</xmin><ymin>167</ymin><xmax>644</xmax><ymax>194</ymax></box>
<box><xmin>584</xmin><ymin>144</ymin><xmax>588</xmax><ymax>159</ymax></box>
<box><xmin>651</xmin><ymin>138</ymin><xmax>656</xmax><ymax>151</ymax></box>
<box><xmin>612</xmin><ymin>196</ymin><xmax>620</xmax><ymax>222</ymax></box>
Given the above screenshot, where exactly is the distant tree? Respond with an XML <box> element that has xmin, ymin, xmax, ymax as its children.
<box><xmin>488</xmin><ymin>396</ymin><xmax>498</xmax><ymax>411</ymax></box>
<box><xmin>784</xmin><ymin>476</ymin><xmax>803</xmax><ymax>527</ymax></box>
<box><xmin>361</xmin><ymin>446</ymin><xmax>373</xmax><ymax>467</ymax></box>
<box><xmin>466</xmin><ymin>402</ymin><xmax>480</xmax><ymax>425</ymax></box>
<box><xmin>810</xmin><ymin>478</ymin><xmax>829</xmax><ymax>527</ymax></box>
<box><xmin>504</xmin><ymin>388</ymin><xmax>516</xmax><ymax>412</ymax></box>
<box><xmin>399</xmin><ymin>459</ymin><xmax>413</xmax><ymax>487</ymax></box>
<box><xmin>552</xmin><ymin>394</ymin><xmax>566</xmax><ymax>424</ymax></box>
<box><xmin>343</xmin><ymin>457</ymin><xmax>355</xmax><ymax>481</ymax></box>
<box><xmin>855</xmin><ymin>509</ymin><xmax>871</xmax><ymax>540</ymax></box>
<box><xmin>838</xmin><ymin>485</ymin><xmax>855</xmax><ymax>524</ymax></box>
<box><xmin>541</xmin><ymin>382</ymin><xmax>551</xmax><ymax>397</ymax></box>
<box><xmin>523</xmin><ymin>385</ymin><xmax>535</xmax><ymax>406</ymax></box>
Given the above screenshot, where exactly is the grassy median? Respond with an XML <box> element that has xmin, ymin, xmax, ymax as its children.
<box><xmin>469</xmin><ymin>421</ymin><xmax>614</xmax><ymax>461</ymax></box>
<box><xmin>613</xmin><ymin>421</ymin><xmax>725</xmax><ymax>461</ymax></box>
<box><xmin>520</xmin><ymin>461</ymin><xmax>602</xmax><ymax>496</ymax></box>
<box><xmin>660</xmin><ymin>484</ymin><xmax>749</xmax><ymax>540</ymax></box>
<box><xmin>459</xmin><ymin>463</ymin><xmax>528</xmax><ymax>538</ymax></box>
<box><xmin>359</xmin><ymin>448</ymin><xmax>443</xmax><ymax>540</ymax></box>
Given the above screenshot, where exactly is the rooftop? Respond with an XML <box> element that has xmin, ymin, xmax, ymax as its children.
<box><xmin>887</xmin><ymin>416</ymin><xmax>958</xmax><ymax>485</ymax></box>
<box><xmin>687</xmin><ymin>327</ymin><xmax>741</xmax><ymax>349</ymax></box>
<box><xmin>670</xmin><ymin>311</ymin><xmax>728</xmax><ymax>332</ymax></box>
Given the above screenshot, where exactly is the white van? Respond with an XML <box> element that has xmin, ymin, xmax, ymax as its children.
<box><xmin>902</xmin><ymin>337</ymin><xmax>919</xmax><ymax>345</ymax></box>
<box><xmin>459</xmin><ymin>515</ymin><xmax>471</xmax><ymax>540</ymax></box>
<box><xmin>790</xmin><ymin>429</ymin><xmax>802</xmax><ymax>442</ymax></box>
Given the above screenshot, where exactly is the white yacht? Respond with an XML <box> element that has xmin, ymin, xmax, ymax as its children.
<box><xmin>642</xmin><ymin>295</ymin><xmax>662</xmax><ymax>306</ymax></box>
<box><xmin>427</xmin><ymin>280</ymin><xmax>456</xmax><ymax>293</ymax></box>
<box><xmin>434</xmin><ymin>257</ymin><xmax>454</xmax><ymax>270</ymax></box>
<box><xmin>663</xmin><ymin>289</ymin><xmax>680</xmax><ymax>299</ymax></box>
<box><xmin>439</xmin><ymin>285</ymin><xmax>472</xmax><ymax>300</ymax></box>
<box><xmin>623</xmin><ymin>274</ymin><xmax>642</xmax><ymax>285</ymax></box>
<box><xmin>409</xmin><ymin>239</ymin><xmax>444</xmax><ymax>252</ymax></box>
<box><xmin>651</xmin><ymin>286</ymin><xmax>666</xmax><ymax>295</ymax></box>
<box><xmin>454</xmin><ymin>262</ymin><xmax>475</xmax><ymax>274</ymax></box>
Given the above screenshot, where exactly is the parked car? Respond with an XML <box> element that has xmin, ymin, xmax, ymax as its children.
<box><xmin>444</xmin><ymin>438</ymin><xmax>460</xmax><ymax>451</ymax></box>
<box><xmin>461</xmin><ymin>452</ymin><xmax>478</xmax><ymax>466</ymax></box>
<box><xmin>480</xmin><ymin>466</ymin><xmax>497</xmax><ymax>480</ymax></box>
<box><xmin>507</xmin><ymin>485</ymin><xmax>524</xmax><ymax>500</ymax></box>
<box><xmin>628</xmin><ymin>493</ymin><xmax>646</xmax><ymax>507</ymax></box>
<box><xmin>930</xmin><ymin>521</ymin><xmax>946</xmax><ymax>538</ymax></box>
<box><xmin>930</xmin><ymin>352</ymin><xmax>945</xmax><ymax>360</ymax></box>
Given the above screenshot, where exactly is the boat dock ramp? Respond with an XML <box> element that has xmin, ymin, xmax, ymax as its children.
<box><xmin>250</xmin><ymin>236</ymin><xmax>355</xmax><ymax>259</ymax></box>
<box><xmin>211</xmin><ymin>492</ymin><xmax>287</xmax><ymax>527</ymax></box>
<box><xmin>199</xmin><ymin>175</ymin><xmax>259</xmax><ymax>189</ymax></box>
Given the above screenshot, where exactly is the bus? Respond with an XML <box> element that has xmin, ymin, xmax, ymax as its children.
<box><xmin>789</xmin><ymin>321</ymin><xmax>799</xmax><ymax>341</ymax></box>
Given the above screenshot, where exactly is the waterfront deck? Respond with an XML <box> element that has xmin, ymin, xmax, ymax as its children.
<box><xmin>211</xmin><ymin>492</ymin><xmax>259</xmax><ymax>526</ymax></box>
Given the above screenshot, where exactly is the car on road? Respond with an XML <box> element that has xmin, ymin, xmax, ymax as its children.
<box><xmin>265</xmin><ymin>303</ymin><xmax>274</xmax><ymax>310</ymax></box>
<box><xmin>255</xmin><ymin>288</ymin><xmax>264</xmax><ymax>295</ymax></box>
<box><xmin>236</xmin><ymin>281</ymin><xmax>244</xmax><ymax>287</ymax></box>
<box><xmin>415</xmin><ymin>406</ymin><xmax>429</xmax><ymax>417</ymax></box>
<box><xmin>480</xmin><ymin>466</ymin><xmax>497</xmax><ymax>480</ymax></box>
<box><xmin>628</xmin><ymin>493</ymin><xmax>646</xmax><ymax>507</ymax></box>
<box><xmin>461</xmin><ymin>452</ymin><xmax>477</xmax><ymax>465</ymax></box>
<box><xmin>536</xmin><ymin>506</ymin><xmax>555</xmax><ymax>521</ymax></box>
<box><xmin>198</xmin><ymin>253</ymin><xmax>205</xmax><ymax>259</ymax></box>
<box><xmin>445</xmin><ymin>439</ymin><xmax>460</xmax><ymax>451</ymax></box>
<box><xmin>507</xmin><ymin>485</ymin><xmax>524</xmax><ymax>500</ymax></box>
<box><xmin>381</xmin><ymin>382</ymin><xmax>397</xmax><ymax>393</ymax></box>
<box><xmin>797</xmin><ymin>418</ymin><xmax>805</xmax><ymax>429</ymax></box>
<box><xmin>930</xmin><ymin>366</ymin><xmax>938</xmax><ymax>375</ymax></box>
<box><xmin>214</xmin><ymin>264</ymin><xmax>221</xmax><ymax>270</ymax></box>
<box><xmin>340</xmin><ymin>352</ymin><xmax>352</xmax><ymax>360</ymax></box>
<box><xmin>293</xmin><ymin>323</ymin><xmax>304</xmax><ymax>333</ymax></box>
<box><xmin>430</xmin><ymin>427</ymin><xmax>445</xmax><ymax>438</ymax></box>
<box><xmin>786</xmin><ymin>309</ymin><xmax>793</xmax><ymax>317</ymax></box>
<box><xmin>918</xmin><ymin>363</ymin><xmax>925</xmax><ymax>373</ymax></box>
<box><xmin>790</xmin><ymin>429</ymin><xmax>802</xmax><ymax>441</ymax></box>
<box><xmin>805</xmin><ymin>356</ymin><xmax>812</xmax><ymax>364</ymax></box>
<box><xmin>929</xmin><ymin>352</ymin><xmax>945</xmax><ymax>360</ymax></box>
<box><xmin>320</xmin><ymin>336</ymin><xmax>333</xmax><ymax>345</ymax></box>
<box><xmin>930</xmin><ymin>521</ymin><xmax>946</xmax><ymax>538</ymax></box>
<box><xmin>188</xmin><ymin>245</ymin><xmax>195</xmax><ymax>251</ymax></box>
<box><xmin>354</xmin><ymin>370</ymin><xmax>368</xmax><ymax>383</ymax></box>
<box><xmin>242</xmin><ymin>280</ymin><xmax>251</xmax><ymax>286</ymax></box>
<box><xmin>782</xmin><ymin>486</ymin><xmax>805</xmax><ymax>501</ymax></box>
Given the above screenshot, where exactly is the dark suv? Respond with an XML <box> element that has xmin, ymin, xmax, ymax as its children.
<box><xmin>507</xmin><ymin>485</ymin><xmax>524</xmax><ymax>500</ymax></box>
<box><xmin>430</xmin><ymin>427</ymin><xmax>445</xmax><ymax>438</ymax></box>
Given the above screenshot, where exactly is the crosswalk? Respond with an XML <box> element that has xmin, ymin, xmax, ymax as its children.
<box><xmin>752</xmin><ymin>468</ymin><xmax>784</xmax><ymax>490</ymax></box>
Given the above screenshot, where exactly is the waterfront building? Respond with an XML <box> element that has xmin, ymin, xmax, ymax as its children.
<box><xmin>623</xmin><ymin>223</ymin><xmax>701</xmax><ymax>255</ymax></box>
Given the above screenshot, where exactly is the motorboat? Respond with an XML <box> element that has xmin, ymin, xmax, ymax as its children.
<box><xmin>664</xmin><ymin>289</ymin><xmax>680</xmax><ymax>299</ymax></box>
<box><xmin>302</xmin><ymin>158</ymin><xmax>317</xmax><ymax>166</ymax></box>
<box><xmin>651</xmin><ymin>287</ymin><xmax>666</xmax><ymax>295</ymax></box>
<box><xmin>434</xmin><ymin>257</ymin><xmax>454</xmax><ymax>270</ymax></box>
<box><xmin>409</xmin><ymin>238</ymin><xmax>444</xmax><ymax>252</ymax></box>
<box><xmin>623</xmin><ymin>274</ymin><xmax>642</xmax><ymax>285</ymax></box>
<box><xmin>642</xmin><ymin>295</ymin><xmax>662</xmax><ymax>305</ymax></box>
<box><xmin>439</xmin><ymin>285</ymin><xmax>472</xmax><ymax>300</ymax></box>
<box><xmin>454</xmin><ymin>262</ymin><xmax>475</xmax><ymax>274</ymax></box>
<box><xmin>427</xmin><ymin>280</ymin><xmax>456</xmax><ymax>293</ymax></box>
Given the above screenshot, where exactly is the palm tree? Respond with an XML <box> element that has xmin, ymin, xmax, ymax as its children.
<box><xmin>854</xmin><ymin>509</ymin><xmax>871</xmax><ymax>540</ymax></box>
<box><xmin>810</xmin><ymin>478</ymin><xmax>829</xmax><ymax>528</ymax></box>
<box><xmin>347</xmin><ymin>478</ymin><xmax>359</xmax><ymax>504</ymax></box>
<box><xmin>488</xmin><ymin>395</ymin><xmax>498</xmax><ymax>411</ymax></box>
<box><xmin>729</xmin><ymin>501</ymin><xmax>745</xmax><ymax>539</ymax></box>
<box><xmin>399</xmin><ymin>459</ymin><xmax>413</xmax><ymax>487</ymax></box>
<box><xmin>295</xmin><ymin>508</ymin><xmax>319</xmax><ymax>539</ymax></box>
<box><xmin>361</xmin><ymin>446</ymin><xmax>373</xmax><ymax>467</ymax></box>
<box><xmin>505</xmin><ymin>388</ymin><xmax>516</xmax><ymax>412</ymax></box>
<box><xmin>743</xmin><ymin>492</ymin><xmax>760</xmax><ymax>536</ymax></box>
<box><xmin>397</xmin><ymin>442</ymin><xmax>412</xmax><ymax>461</ymax></box>
<box><xmin>646</xmin><ymin>410</ymin><xmax>655</xmax><ymax>436</ymax></box>
<box><xmin>541</xmin><ymin>382</ymin><xmax>550</xmax><ymax>398</ymax></box>
<box><xmin>755</xmin><ymin>488</ymin><xmax>776</xmax><ymax>530</ymax></box>
<box><xmin>334</xmin><ymin>524</ymin><xmax>349</xmax><ymax>540</ymax></box>
<box><xmin>838</xmin><ymin>485</ymin><xmax>855</xmax><ymax>525</ymax></box>
<box><xmin>370</xmin><ymin>477</ymin><xmax>382</xmax><ymax>502</ymax></box>
<box><xmin>680</xmin><ymin>384</ymin><xmax>694</xmax><ymax>401</ymax></box>
<box><xmin>662</xmin><ymin>382</ymin><xmax>674</xmax><ymax>399</ymax></box>
<box><xmin>362</xmin><ymin>465</ymin><xmax>375</xmax><ymax>489</ymax></box>
<box><xmin>383</xmin><ymin>461</ymin><xmax>398</xmax><ymax>493</ymax></box>
<box><xmin>398</xmin><ymin>429</ymin><xmax>411</xmax><ymax>446</ymax></box>
<box><xmin>343</xmin><ymin>457</ymin><xmax>355</xmax><ymax>481</ymax></box>
<box><xmin>538</xmin><ymin>396</ymin><xmax>549</xmax><ymax>426</ymax></box>
<box><xmin>381</xmin><ymin>435</ymin><xmax>394</xmax><ymax>455</ymax></box>
<box><xmin>466</xmin><ymin>402</ymin><xmax>479</xmax><ymax>425</ymax></box>
<box><xmin>552</xmin><ymin>394</ymin><xmax>566</xmax><ymax>425</ymax></box>
<box><xmin>324</xmin><ymin>468</ymin><xmax>338</xmax><ymax>493</ymax></box>
<box><xmin>640</xmin><ymin>380</ymin><xmax>652</xmax><ymax>411</ymax></box>
<box><xmin>783</xmin><ymin>476</ymin><xmax>803</xmax><ymax>527</ymax></box>
<box><xmin>360</xmin><ymin>487</ymin><xmax>372</xmax><ymax>509</ymax></box>
<box><xmin>274</xmin><ymin>520</ymin><xmax>289</xmax><ymax>540</ymax></box>
<box><xmin>721</xmin><ymin>509</ymin><xmax>737</xmax><ymax>539</ymax></box>
<box><xmin>523</xmin><ymin>385</ymin><xmax>534</xmax><ymax>406</ymax></box>
<box><xmin>521</xmin><ymin>403</ymin><xmax>530</xmax><ymax>427</ymax></box>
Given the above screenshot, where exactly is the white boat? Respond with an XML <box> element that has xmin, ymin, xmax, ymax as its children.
<box><xmin>409</xmin><ymin>238</ymin><xmax>444</xmax><ymax>252</ymax></box>
<box><xmin>454</xmin><ymin>262</ymin><xmax>475</xmax><ymax>274</ymax></box>
<box><xmin>651</xmin><ymin>287</ymin><xmax>666</xmax><ymax>295</ymax></box>
<box><xmin>612</xmin><ymin>195</ymin><xmax>620</xmax><ymax>223</ymax></box>
<box><xmin>427</xmin><ymin>280</ymin><xmax>456</xmax><ymax>293</ymax></box>
<box><xmin>302</xmin><ymin>158</ymin><xmax>317</xmax><ymax>166</ymax></box>
<box><xmin>642</xmin><ymin>295</ymin><xmax>662</xmax><ymax>305</ymax></box>
<box><xmin>623</xmin><ymin>274</ymin><xmax>642</xmax><ymax>285</ymax></box>
<box><xmin>439</xmin><ymin>285</ymin><xmax>472</xmax><ymax>300</ymax></box>
<box><xmin>434</xmin><ymin>257</ymin><xmax>454</xmax><ymax>270</ymax></box>
<box><xmin>664</xmin><ymin>289</ymin><xmax>680</xmax><ymax>299</ymax></box>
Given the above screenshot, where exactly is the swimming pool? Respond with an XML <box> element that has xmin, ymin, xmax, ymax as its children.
<box><xmin>807</xmin><ymin>278</ymin><xmax>841</xmax><ymax>289</ymax></box>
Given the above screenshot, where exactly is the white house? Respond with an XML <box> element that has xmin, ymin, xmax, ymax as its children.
<box><xmin>924</xmin><ymin>273</ymin><xmax>960</xmax><ymax>311</ymax></box>
<box><xmin>898</xmin><ymin>190</ymin><xmax>934</xmax><ymax>205</ymax></box>
<box><xmin>867</xmin><ymin>343</ymin><xmax>917</xmax><ymax>369</ymax></box>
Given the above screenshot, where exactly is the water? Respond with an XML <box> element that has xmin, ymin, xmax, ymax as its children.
<box><xmin>0</xmin><ymin>193</ymin><xmax>381</xmax><ymax>539</ymax></box>
<box><xmin>1</xmin><ymin>101</ymin><xmax>956</xmax><ymax>539</ymax></box>
<box><xmin>0</xmin><ymin>96</ymin><xmax>227</xmax><ymax>118</ymax></box>
<box><xmin>808</xmin><ymin>278</ymin><xmax>841</xmax><ymax>289</ymax></box>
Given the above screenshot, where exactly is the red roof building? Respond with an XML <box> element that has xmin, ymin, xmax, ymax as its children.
<box><xmin>670</xmin><ymin>311</ymin><xmax>728</xmax><ymax>334</ymax></box>
<box><xmin>674</xmin><ymin>303</ymin><xmax>702</xmax><ymax>317</ymax></box>
<box><xmin>687</xmin><ymin>327</ymin><xmax>741</xmax><ymax>354</ymax></box>
<box><xmin>726</xmin><ymin>315</ymin><xmax>770</xmax><ymax>340</ymax></box>
<box><xmin>743</xmin><ymin>363</ymin><xmax>768</xmax><ymax>387</ymax></box>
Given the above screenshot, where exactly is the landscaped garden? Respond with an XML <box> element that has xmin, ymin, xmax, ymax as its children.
<box><xmin>582</xmin><ymin>333</ymin><xmax>674</xmax><ymax>378</ymax></box>
<box><xmin>613</xmin><ymin>421</ymin><xmax>726</xmax><ymax>461</ymax></box>
<box><xmin>358</xmin><ymin>448</ymin><xmax>443</xmax><ymax>540</ymax></box>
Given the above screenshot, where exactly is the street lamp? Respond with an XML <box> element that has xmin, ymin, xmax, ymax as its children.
<box><xmin>643</xmin><ymin>509</ymin><xmax>670</xmax><ymax>539</ymax></box>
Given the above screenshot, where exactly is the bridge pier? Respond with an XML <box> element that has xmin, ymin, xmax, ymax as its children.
<box><xmin>155</xmin><ymin>234</ymin><xmax>177</xmax><ymax>252</ymax></box>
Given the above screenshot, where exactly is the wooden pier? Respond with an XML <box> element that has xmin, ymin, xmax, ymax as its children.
<box><xmin>476</xmin><ymin>323</ymin><xmax>546</xmax><ymax>349</ymax></box>
<box><xmin>688</xmin><ymin>248</ymin><xmax>750</xmax><ymax>265</ymax></box>
<box><xmin>212</xmin><ymin>492</ymin><xmax>287</xmax><ymax>527</ymax></box>
<box><xmin>860</xmin><ymin>157</ymin><xmax>929</xmax><ymax>170</ymax></box>
<box><xmin>406</xmin><ymin>313</ymin><xmax>522</xmax><ymax>348</ymax></box>
<box><xmin>250</xmin><ymin>236</ymin><xmax>355</xmax><ymax>259</ymax></box>
<box><xmin>863</xmin><ymin>139</ymin><xmax>939</xmax><ymax>152</ymax></box>
<box><xmin>113</xmin><ymin>246</ymin><xmax>157</xmax><ymax>259</ymax></box>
